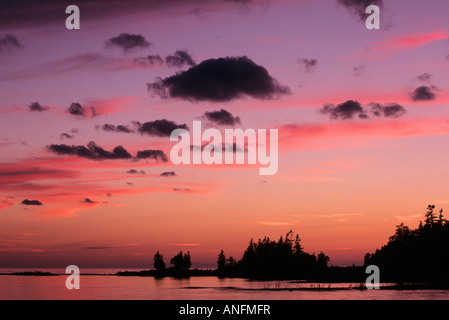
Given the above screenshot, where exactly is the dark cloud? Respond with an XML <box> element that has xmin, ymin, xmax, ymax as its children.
<box><xmin>446</xmin><ymin>54</ymin><xmax>449</xmax><ymax>62</ymax></box>
<box><xmin>160</xmin><ymin>171</ymin><xmax>177</xmax><ymax>177</ymax></box>
<box><xmin>352</xmin><ymin>64</ymin><xmax>367</xmax><ymax>76</ymax></box>
<box><xmin>297</xmin><ymin>58</ymin><xmax>318</xmax><ymax>73</ymax></box>
<box><xmin>147</xmin><ymin>56</ymin><xmax>290</xmax><ymax>102</ymax></box>
<box><xmin>133</xmin><ymin>55</ymin><xmax>164</xmax><ymax>67</ymax></box>
<box><xmin>204</xmin><ymin>109</ymin><xmax>241</xmax><ymax>126</ymax></box>
<box><xmin>47</xmin><ymin>141</ymin><xmax>133</xmax><ymax>160</ymax></box>
<box><xmin>410</xmin><ymin>86</ymin><xmax>436</xmax><ymax>101</ymax></box>
<box><xmin>83</xmin><ymin>246</ymin><xmax>111</xmax><ymax>250</ymax></box>
<box><xmin>21</xmin><ymin>199</ymin><xmax>43</xmax><ymax>206</ymax></box>
<box><xmin>135</xmin><ymin>119</ymin><xmax>188</xmax><ymax>137</ymax></box>
<box><xmin>105</xmin><ymin>33</ymin><xmax>151</xmax><ymax>52</ymax></box>
<box><xmin>165</xmin><ymin>50</ymin><xmax>196</xmax><ymax>68</ymax></box>
<box><xmin>337</xmin><ymin>0</ymin><xmax>383</xmax><ymax>21</ymax></box>
<box><xmin>320</xmin><ymin>100</ymin><xmax>407</xmax><ymax>120</ymax></box>
<box><xmin>135</xmin><ymin>150</ymin><xmax>168</xmax><ymax>162</ymax></box>
<box><xmin>68</xmin><ymin>103</ymin><xmax>98</xmax><ymax>118</ymax></box>
<box><xmin>0</xmin><ymin>34</ymin><xmax>21</xmax><ymax>51</ymax></box>
<box><xmin>126</xmin><ymin>169</ymin><xmax>146</xmax><ymax>174</ymax></box>
<box><xmin>173</xmin><ymin>187</ymin><xmax>191</xmax><ymax>192</ymax></box>
<box><xmin>81</xmin><ymin>198</ymin><xmax>97</xmax><ymax>204</ymax></box>
<box><xmin>416</xmin><ymin>73</ymin><xmax>432</xmax><ymax>82</ymax></box>
<box><xmin>320</xmin><ymin>100</ymin><xmax>367</xmax><ymax>120</ymax></box>
<box><xmin>28</xmin><ymin>102</ymin><xmax>48</xmax><ymax>112</ymax></box>
<box><xmin>101</xmin><ymin>123</ymin><xmax>134</xmax><ymax>133</ymax></box>
<box><xmin>370</xmin><ymin>103</ymin><xmax>407</xmax><ymax>118</ymax></box>
<box><xmin>59</xmin><ymin>133</ymin><xmax>74</xmax><ymax>140</ymax></box>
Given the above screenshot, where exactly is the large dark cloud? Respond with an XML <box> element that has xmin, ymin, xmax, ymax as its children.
<box><xmin>297</xmin><ymin>58</ymin><xmax>318</xmax><ymax>73</ymax></box>
<box><xmin>337</xmin><ymin>0</ymin><xmax>383</xmax><ymax>21</ymax></box>
<box><xmin>135</xmin><ymin>119</ymin><xmax>189</xmax><ymax>137</ymax></box>
<box><xmin>47</xmin><ymin>141</ymin><xmax>168</xmax><ymax>162</ymax></box>
<box><xmin>28</xmin><ymin>102</ymin><xmax>48</xmax><ymax>112</ymax></box>
<box><xmin>204</xmin><ymin>109</ymin><xmax>241</xmax><ymax>126</ymax></box>
<box><xmin>0</xmin><ymin>34</ymin><xmax>21</xmax><ymax>51</ymax></box>
<box><xmin>410</xmin><ymin>86</ymin><xmax>436</xmax><ymax>101</ymax></box>
<box><xmin>105</xmin><ymin>33</ymin><xmax>151</xmax><ymax>52</ymax></box>
<box><xmin>165</xmin><ymin>50</ymin><xmax>196</xmax><ymax>68</ymax></box>
<box><xmin>21</xmin><ymin>199</ymin><xmax>43</xmax><ymax>206</ymax></box>
<box><xmin>47</xmin><ymin>141</ymin><xmax>132</xmax><ymax>160</ymax></box>
<box><xmin>147</xmin><ymin>56</ymin><xmax>290</xmax><ymax>102</ymax></box>
<box><xmin>320</xmin><ymin>100</ymin><xmax>407</xmax><ymax>120</ymax></box>
<box><xmin>68</xmin><ymin>103</ymin><xmax>98</xmax><ymax>118</ymax></box>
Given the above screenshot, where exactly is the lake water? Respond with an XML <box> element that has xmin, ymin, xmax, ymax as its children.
<box><xmin>1</xmin><ymin>268</ymin><xmax>449</xmax><ymax>300</ymax></box>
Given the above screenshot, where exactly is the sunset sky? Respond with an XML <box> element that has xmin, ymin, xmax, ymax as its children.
<box><xmin>1</xmin><ymin>0</ymin><xmax>449</xmax><ymax>268</ymax></box>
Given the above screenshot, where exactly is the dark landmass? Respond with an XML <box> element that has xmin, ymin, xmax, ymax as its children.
<box><xmin>117</xmin><ymin>205</ymin><xmax>449</xmax><ymax>289</ymax></box>
<box><xmin>364</xmin><ymin>205</ymin><xmax>449</xmax><ymax>283</ymax></box>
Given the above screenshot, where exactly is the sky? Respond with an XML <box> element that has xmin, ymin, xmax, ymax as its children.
<box><xmin>1</xmin><ymin>0</ymin><xmax>449</xmax><ymax>268</ymax></box>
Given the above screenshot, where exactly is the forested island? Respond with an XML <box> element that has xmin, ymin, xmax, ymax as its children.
<box><xmin>117</xmin><ymin>205</ymin><xmax>449</xmax><ymax>285</ymax></box>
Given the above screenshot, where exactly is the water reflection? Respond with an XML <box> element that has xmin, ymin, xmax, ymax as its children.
<box><xmin>0</xmin><ymin>276</ymin><xmax>448</xmax><ymax>300</ymax></box>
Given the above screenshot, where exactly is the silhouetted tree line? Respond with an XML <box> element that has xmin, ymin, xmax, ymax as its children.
<box><xmin>364</xmin><ymin>205</ymin><xmax>449</xmax><ymax>282</ymax></box>
<box><xmin>151</xmin><ymin>250</ymin><xmax>191</xmax><ymax>277</ymax></box>
<box><xmin>118</xmin><ymin>206</ymin><xmax>449</xmax><ymax>283</ymax></box>
<box><xmin>217</xmin><ymin>230</ymin><xmax>330</xmax><ymax>280</ymax></box>
<box><xmin>146</xmin><ymin>231</ymin><xmax>330</xmax><ymax>280</ymax></box>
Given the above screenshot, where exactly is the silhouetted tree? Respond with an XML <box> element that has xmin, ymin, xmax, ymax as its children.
<box><xmin>317</xmin><ymin>251</ymin><xmax>330</xmax><ymax>269</ymax></box>
<box><xmin>153</xmin><ymin>251</ymin><xmax>166</xmax><ymax>271</ymax></box>
<box><xmin>364</xmin><ymin>205</ymin><xmax>449</xmax><ymax>282</ymax></box>
<box><xmin>171</xmin><ymin>250</ymin><xmax>191</xmax><ymax>271</ymax></box>
<box><xmin>231</xmin><ymin>230</ymin><xmax>329</xmax><ymax>280</ymax></box>
<box><xmin>217</xmin><ymin>249</ymin><xmax>227</xmax><ymax>269</ymax></box>
<box><xmin>227</xmin><ymin>256</ymin><xmax>236</xmax><ymax>266</ymax></box>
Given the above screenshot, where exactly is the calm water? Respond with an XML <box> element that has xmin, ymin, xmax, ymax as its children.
<box><xmin>1</xmin><ymin>269</ymin><xmax>449</xmax><ymax>300</ymax></box>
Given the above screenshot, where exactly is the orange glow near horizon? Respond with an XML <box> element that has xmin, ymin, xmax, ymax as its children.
<box><xmin>2</xmin><ymin>0</ymin><xmax>449</xmax><ymax>270</ymax></box>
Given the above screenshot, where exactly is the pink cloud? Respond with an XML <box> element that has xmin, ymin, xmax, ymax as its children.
<box><xmin>363</xmin><ymin>29</ymin><xmax>449</xmax><ymax>58</ymax></box>
<box><xmin>278</xmin><ymin>117</ymin><xmax>449</xmax><ymax>151</ymax></box>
